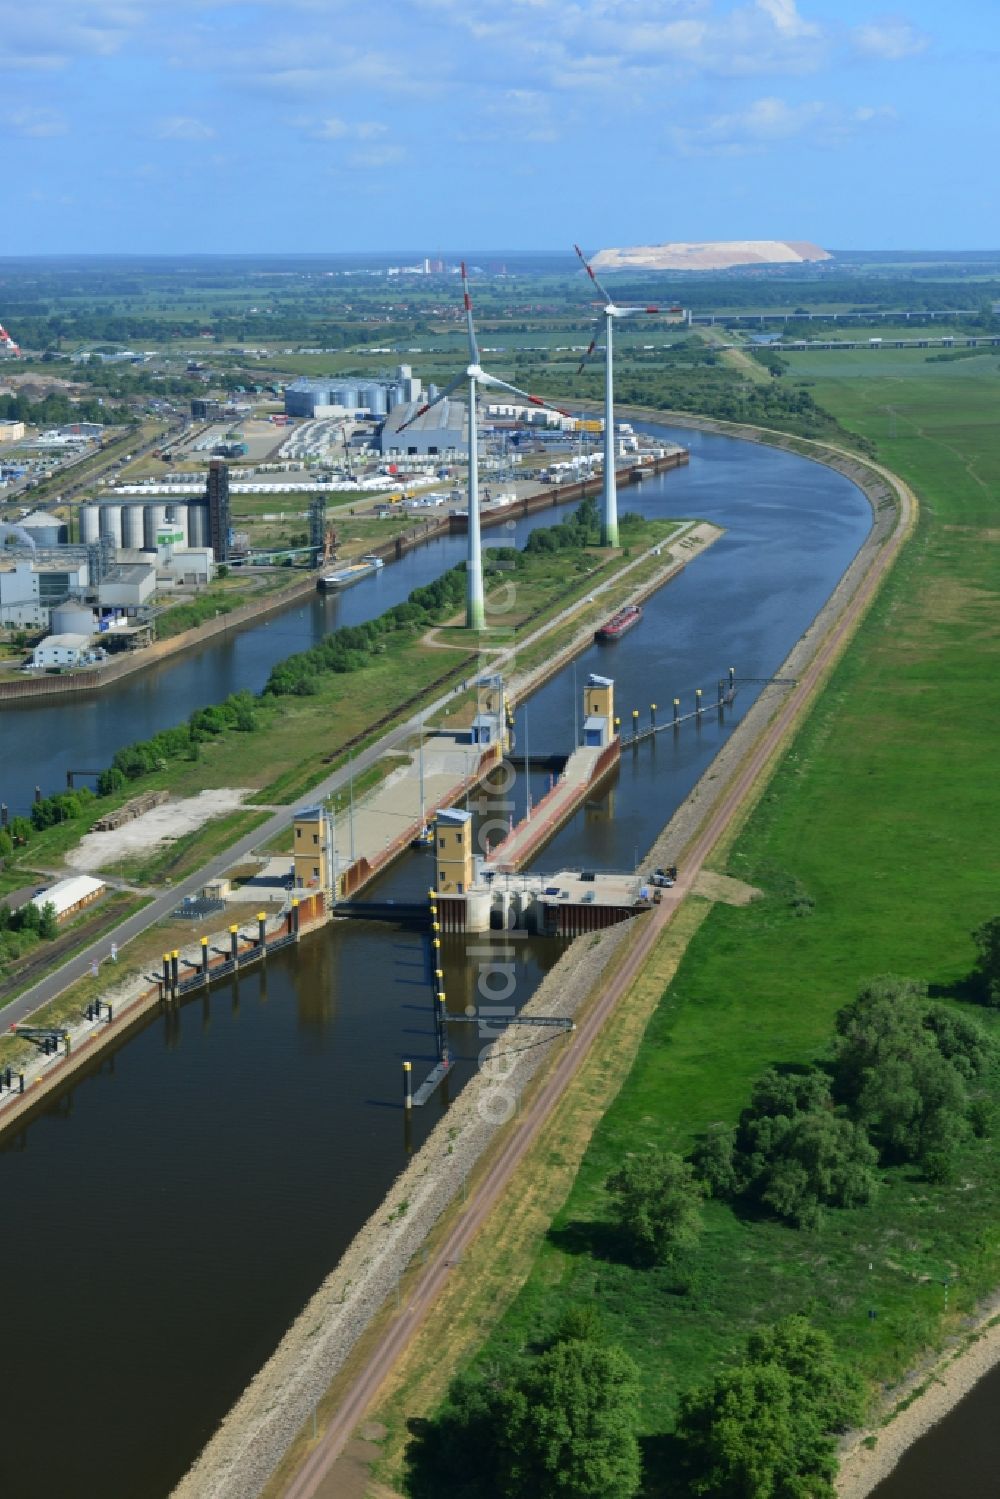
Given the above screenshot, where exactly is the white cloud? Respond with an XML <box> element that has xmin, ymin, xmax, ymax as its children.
<box><xmin>5</xmin><ymin>4</ymin><xmax>152</xmax><ymax>69</ymax></box>
<box><xmin>300</xmin><ymin>117</ymin><xmax>388</xmax><ymax>141</ymax></box>
<box><xmin>345</xmin><ymin>143</ymin><xmax>404</xmax><ymax>169</ymax></box>
<box><xmin>4</xmin><ymin>107</ymin><xmax>67</xmax><ymax>137</ymax></box>
<box><xmin>672</xmin><ymin>94</ymin><xmax>896</xmax><ymax>154</ymax></box>
<box><xmin>155</xmin><ymin>115</ymin><xmax>216</xmax><ymax>140</ymax></box>
<box><xmin>853</xmin><ymin>17</ymin><xmax>928</xmax><ymax>61</ymax></box>
<box><xmin>414</xmin><ymin>0</ymin><xmax>829</xmax><ymax>81</ymax></box>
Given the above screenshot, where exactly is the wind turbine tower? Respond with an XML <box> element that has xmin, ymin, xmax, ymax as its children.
<box><xmin>399</xmin><ymin>263</ymin><xmax>567</xmax><ymax>630</ymax></box>
<box><xmin>574</xmin><ymin>244</ymin><xmax>659</xmax><ymax>548</ymax></box>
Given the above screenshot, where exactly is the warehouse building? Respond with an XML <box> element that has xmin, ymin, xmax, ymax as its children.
<box><xmin>31</xmin><ymin>633</ymin><xmax>105</xmax><ymax>669</ymax></box>
<box><xmin>0</xmin><ymin>419</ymin><xmax>25</xmax><ymax>443</ymax></box>
<box><xmin>29</xmin><ymin>875</ymin><xmax>106</xmax><ymax>923</ymax></box>
<box><xmin>379</xmin><ymin>398</ymin><xmax>467</xmax><ymax>457</ymax></box>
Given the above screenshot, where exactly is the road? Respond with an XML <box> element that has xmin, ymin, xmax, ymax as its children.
<box><xmin>4</xmin><ymin>528</ymin><xmax>695</xmax><ymax>1029</ymax></box>
<box><xmin>277</xmin><ymin>456</ymin><xmax>916</xmax><ymax>1499</ymax></box>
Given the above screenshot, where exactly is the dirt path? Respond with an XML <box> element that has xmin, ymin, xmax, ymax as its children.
<box><xmin>273</xmin><ymin>454</ymin><xmax>916</xmax><ymax>1498</ymax></box>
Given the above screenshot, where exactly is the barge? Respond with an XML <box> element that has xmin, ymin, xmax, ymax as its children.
<box><xmin>595</xmin><ymin>603</ymin><xmax>642</xmax><ymax>642</ymax></box>
<box><xmin>318</xmin><ymin>555</ymin><xmax>385</xmax><ymax>592</ymax></box>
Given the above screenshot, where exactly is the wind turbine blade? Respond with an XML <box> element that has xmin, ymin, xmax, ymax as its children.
<box><xmin>395</xmin><ymin>370</ymin><xmax>467</xmax><ymax>433</ymax></box>
<box><xmin>461</xmin><ymin>260</ymin><xmax>481</xmax><ymax>365</ymax></box>
<box><xmin>615</xmin><ymin>305</ymin><xmax>661</xmax><ymax>315</ymax></box>
<box><xmin>478</xmin><ymin>372</ymin><xmax>571</xmax><ymax>419</ymax></box>
<box><xmin>573</xmin><ymin>243</ymin><xmax>613</xmax><ymax>307</ymax></box>
<box><xmin>576</xmin><ymin>316</ymin><xmax>604</xmax><ymax>376</ymax></box>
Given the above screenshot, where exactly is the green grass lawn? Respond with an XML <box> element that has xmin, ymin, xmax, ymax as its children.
<box><xmin>438</xmin><ymin>354</ymin><xmax>1000</xmax><ymax>1455</ymax></box>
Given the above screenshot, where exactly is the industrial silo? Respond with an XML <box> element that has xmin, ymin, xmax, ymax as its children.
<box><xmin>166</xmin><ymin>504</ymin><xmax>189</xmax><ymax>545</ymax></box>
<box><xmin>50</xmin><ymin>603</ymin><xmax>97</xmax><ymax>636</ymax></box>
<box><xmin>143</xmin><ymin>504</ymin><xmax>168</xmax><ymax>549</ymax></box>
<box><xmin>20</xmin><ymin>509</ymin><xmax>67</xmax><ymax>547</ymax></box>
<box><xmin>79</xmin><ymin>504</ymin><xmax>101</xmax><ymax>544</ymax></box>
<box><xmin>121</xmin><ymin>504</ymin><xmax>146</xmax><ymax>550</ymax></box>
<box><xmin>187</xmin><ymin>503</ymin><xmax>209</xmax><ymax>548</ymax></box>
<box><xmin>99</xmin><ymin>503</ymin><xmax>122</xmax><ymax>548</ymax></box>
<box><xmin>359</xmin><ymin>383</ymin><xmax>387</xmax><ymax>416</ymax></box>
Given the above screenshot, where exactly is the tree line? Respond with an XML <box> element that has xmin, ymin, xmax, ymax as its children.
<box><xmin>405</xmin><ymin>956</ymin><xmax>1000</xmax><ymax>1498</ymax></box>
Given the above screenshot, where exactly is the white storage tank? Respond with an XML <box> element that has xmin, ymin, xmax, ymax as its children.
<box><xmin>143</xmin><ymin>504</ymin><xmax>168</xmax><ymax>549</ymax></box>
<box><xmin>121</xmin><ymin>504</ymin><xmax>146</xmax><ymax>550</ymax></box>
<box><xmin>98</xmin><ymin>503</ymin><xmax>122</xmax><ymax>547</ymax></box>
<box><xmin>80</xmin><ymin>504</ymin><xmax>100</xmax><ymax>544</ymax></box>
<box><xmin>50</xmin><ymin>603</ymin><xmax>97</xmax><ymax>636</ymax></box>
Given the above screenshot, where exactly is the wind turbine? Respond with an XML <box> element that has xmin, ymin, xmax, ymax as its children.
<box><xmin>574</xmin><ymin>244</ymin><xmax>660</xmax><ymax>548</ymax></box>
<box><xmin>398</xmin><ymin>262</ymin><xmax>568</xmax><ymax>630</ymax></box>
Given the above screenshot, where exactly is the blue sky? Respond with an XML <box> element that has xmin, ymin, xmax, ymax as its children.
<box><xmin>2</xmin><ymin>0</ymin><xmax>996</xmax><ymax>255</ymax></box>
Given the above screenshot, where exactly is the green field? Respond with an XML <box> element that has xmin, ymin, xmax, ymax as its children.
<box><xmin>390</xmin><ymin>351</ymin><xmax>1000</xmax><ymax>1483</ymax></box>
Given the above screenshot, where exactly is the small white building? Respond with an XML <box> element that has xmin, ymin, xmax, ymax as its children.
<box><xmin>157</xmin><ymin>547</ymin><xmax>215</xmax><ymax>586</ymax></box>
<box><xmin>31</xmin><ymin>633</ymin><xmax>105</xmax><ymax>669</ymax></box>
<box><xmin>30</xmin><ymin>875</ymin><xmax>106</xmax><ymax>922</ymax></box>
<box><xmin>95</xmin><ymin>562</ymin><xmax>156</xmax><ymax>610</ymax></box>
<box><xmin>0</xmin><ymin>419</ymin><xmax>25</xmax><ymax>443</ymax></box>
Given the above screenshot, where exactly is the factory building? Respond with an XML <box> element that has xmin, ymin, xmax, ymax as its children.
<box><xmin>0</xmin><ymin>557</ymin><xmax>89</xmax><ymax>628</ymax></box>
<box><xmin>0</xmin><ymin>419</ymin><xmax>25</xmax><ymax>443</ymax></box>
<box><xmin>97</xmin><ymin>563</ymin><xmax>157</xmax><ymax>610</ymax></box>
<box><xmin>379</xmin><ymin>398</ymin><xmax>467</xmax><ymax>458</ymax></box>
<box><xmin>191</xmin><ymin>398</ymin><xmax>223</xmax><ymax>420</ymax></box>
<box><xmin>284</xmin><ymin>366</ymin><xmax>417</xmax><ymax>420</ymax></box>
<box><xmin>77</xmin><ymin>461</ymin><xmax>224</xmax><ymax>558</ymax></box>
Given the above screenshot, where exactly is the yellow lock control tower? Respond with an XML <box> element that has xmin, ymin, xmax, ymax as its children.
<box><xmin>583</xmin><ymin>673</ymin><xmax>616</xmax><ymax>749</ymax></box>
<box><xmin>293</xmin><ymin>805</ymin><xmax>330</xmax><ymax>893</ymax></box>
<box><xmin>434</xmin><ymin>807</ymin><xmax>474</xmax><ymax>895</ymax></box>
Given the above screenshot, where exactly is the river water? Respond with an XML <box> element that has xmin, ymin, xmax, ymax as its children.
<box><xmin>0</xmin><ymin>425</ymin><xmax>877</xmax><ymax>1498</ymax></box>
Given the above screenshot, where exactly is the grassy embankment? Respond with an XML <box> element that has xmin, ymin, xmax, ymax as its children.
<box><xmin>368</xmin><ymin>351</ymin><xmax>1000</xmax><ymax>1491</ymax></box>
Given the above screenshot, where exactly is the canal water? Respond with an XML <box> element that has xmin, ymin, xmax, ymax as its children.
<box><xmin>868</xmin><ymin>1360</ymin><xmax>1000</xmax><ymax>1498</ymax></box>
<box><xmin>0</xmin><ymin>425</ymin><xmax>877</xmax><ymax>1498</ymax></box>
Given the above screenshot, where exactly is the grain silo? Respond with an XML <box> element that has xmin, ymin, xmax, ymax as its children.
<box><xmin>121</xmin><ymin>504</ymin><xmax>146</xmax><ymax>550</ymax></box>
<box><xmin>165</xmin><ymin>504</ymin><xmax>189</xmax><ymax>546</ymax></box>
<box><xmin>187</xmin><ymin>503</ymin><xmax>210</xmax><ymax>548</ymax></box>
<box><xmin>79</xmin><ymin>504</ymin><xmax>101</xmax><ymax>544</ymax></box>
<box><xmin>143</xmin><ymin>504</ymin><xmax>168</xmax><ymax>550</ymax></box>
<box><xmin>99</xmin><ymin>503</ymin><xmax>122</xmax><ymax>547</ymax></box>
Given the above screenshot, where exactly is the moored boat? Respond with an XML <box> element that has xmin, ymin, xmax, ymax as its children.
<box><xmin>318</xmin><ymin>554</ymin><xmax>385</xmax><ymax>591</ymax></box>
<box><xmin>595</xmin><ymin>603</ymin><xmax>642</xmax><ymax>642</ymax></box>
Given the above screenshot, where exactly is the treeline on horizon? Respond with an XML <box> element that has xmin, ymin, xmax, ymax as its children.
<box><xmin>1</xmin><ymin>261</ymin><xmax>999</xmax><ymax>351</ymax></box>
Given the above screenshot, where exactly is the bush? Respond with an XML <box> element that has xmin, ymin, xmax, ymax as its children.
<box><xmin>832</xmin><ymin>977</ymin><xmax>991</xmax><ymax>1178</ymax></box>
<box><xmin>606</xmin><ymin>1150</ymin><xmax>704</xmax><ymax>1266</ymax></box>
<box><xmin>699</xmin><ymin>1067</ymin><xmax>879</xmax><ymax>1229</ymax></box>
